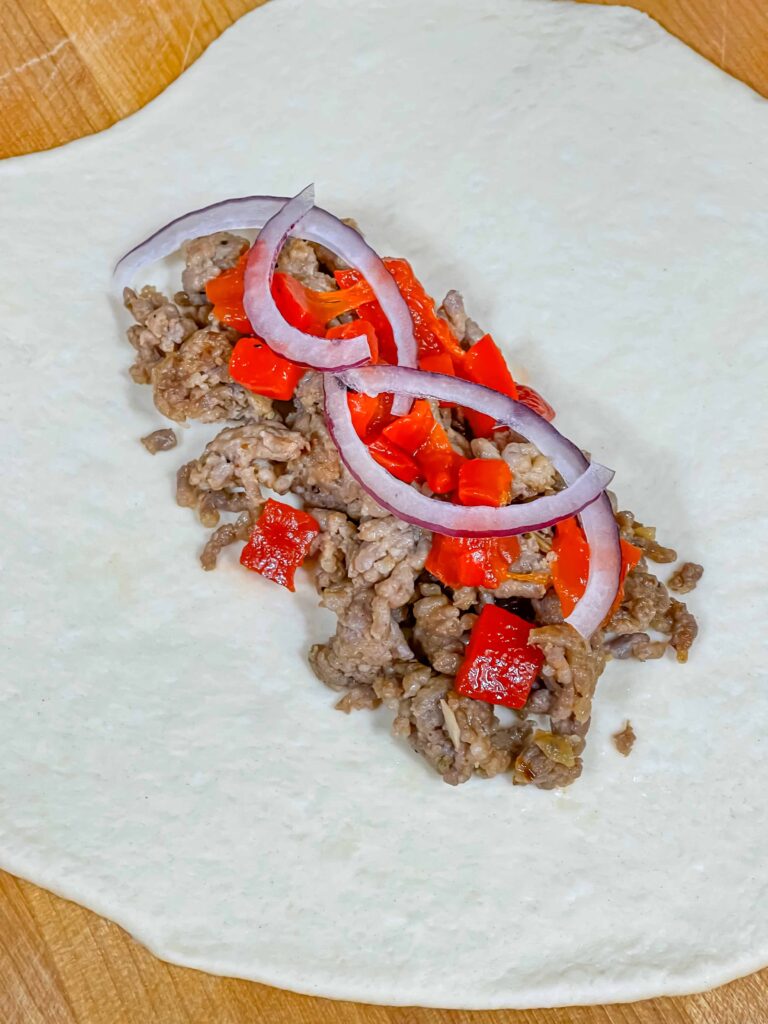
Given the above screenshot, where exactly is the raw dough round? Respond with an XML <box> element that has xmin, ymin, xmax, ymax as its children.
<box><xmin>1</xmin><ymin>0</ymin><xmax>766</xmax><ymax>1008</ymax></box>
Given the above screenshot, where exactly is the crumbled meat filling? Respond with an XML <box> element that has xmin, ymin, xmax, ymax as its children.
<box><xmin>615</xmin><ymin>510</ymin><xmax>677</xmax><ymax>563</ymax></box>
<box><xmin>200</xmin><ymin>512</ymin><xmax>254</xmax><ymax>570</ymax></box>
<box><xmin>177</xmin><ymin>421</ymin><xmax>306</xmax><ymax>525</ymax></box>
<box><xmin>437</xmin><ymin>290</ymin><xmax>484</xmax><ymax>346</ymax></box>
<box><xmin>613</xmin><ymin>721</ymin><xmax>636</xmax><ymax>757</ymax></box>
<box><xmin>667</xmin><ymin>561</ymin><xmax>704</xmax><ymax>594</ymax></box>
<box><xmin>277</xmin><ymin>237</ymin><xmax>337</xmax><ymax>291</ymax></box>
<box><xmin>181</xmin><ymin>231</ymin><xmax>249</xmax><ymax>300</ymax></box>
<box><xmin>124</xmin><ymin>229</ymin><xmax>701</xmax><ymax>789</ymax></box>
<box><xmin>141</xmin><ymin>428</ymin><xmax>177</xmax><ymax>454</ymax></box>
<box><xmin>151</xmin><ymin>329</ymin><xmax>253</xmax><ymax>423</ymax></box>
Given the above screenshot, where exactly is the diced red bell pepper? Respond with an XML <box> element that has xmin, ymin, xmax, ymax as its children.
<box><xmin>367</xmin><ymin>437</ymin><xmax>420</xmax><ymax>484</ymax></box>
<box><xmin>228</xmin><ymin>336</ymin><xmax>305</xmax><ymax>400</ymax></box>
<box><xmin>380</xmin><ymin>399</ymin><xmax>434</xmax><ymax>452</ymax></box>
<box><xmin>271</xmin><ymin>272</ymin><xmax>327</xmax><ymax>335</ymax></box>
<box><xmin>418</xmin><ymin>352</ymin><xmax>457</xmax><ymax>408</ymax></box>
<box><xmin>348</xmin><ymin>391</ymin><xmax>383</xmax><ymax>439</ymax></box>
<box><xmin>418</xmin><ymin>443</ymin><xmax>464</xmax><ymax>495</ymax></box>
<box><xmin>516</xmin><ymin>384</ymin><xmax>555</xmax><ymax>422</ymax></box>
<box><xmin>350</xmin><ymin>392</ymin><xmax>394</xmax><ymax>442</ymax></box>
<box><xmin>205</xmin><ymin>252</ymin><xmax>247</xmax><ymax>304</ymax></box>
<box><xmin>240</xmin><ymin>498</ymin><xmax>319</xmax><ymax>591</ymax></box>
<box><xmin>301</xmin><ymin>278</ymin><xmax>373</xmax><ymax>323</ymax></box>
<box><xmin>206</xmin><ymin>251</ymin><xmax>249</xmax><ymax>330</ymax></box>
<box><xmin>419</xmin><ymin>352</ymin><xmax>456</xmax><ymax>376</ymax></box>
<box><xmin>205</xmin><ymin>253</ymin><xmax>252</xmax><ymax>332</ymax></box>
<box><xmin>457</xmin><ymin>459</ymin><xmax>512</xmax><ymax>507</ymax></box>
<box><xmin>336</xmin><ymin>259</ymin><xmax>465</xmax><ymax>363</ymax></box>
<box><xmin>454</xmin><ymin>604</ymin><xmax>544</xmax><ymax>710</ymax></box>
<box><xmin>456</xmin><ymin>334</ymin><xmax>519</xmax><ymax>437</ymax></box>
<box><xmin>551</xmin><ymin>516</ymin><xmax>643</xmax><ymax>619</ymax></box>
<box><xmin>334</xmin><ymin>268</ymin><xmax>398</xmax><ymax>363</ymax></box>
<box><xmin>382</xmin><ymin>259</ymin><xmax>465</xmax><ymax>361</ymax></box>
<box><xmin>425</xmin><ymin>534</ymin><xmax>521</xmax><ymax>590</ymax></box>
<box><xmin>326</xmin><ymin>320</ymin><xmax>379</xmax><ymax>364</ymax></box>
<box><xmin>205</xmin><ymin>250</ymin><xmax>329</xmax><ymax>336</ymax></box>
<box><xmin>378</xmin><ymin>399</ymin><xmax>462</xmax><ymax>494</ymax></box>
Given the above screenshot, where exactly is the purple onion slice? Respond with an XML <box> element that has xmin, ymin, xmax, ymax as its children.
<box><xmin>241</xmin><ymin>187</ymin><xmax>370</xmax><ymax>371</ymax></box>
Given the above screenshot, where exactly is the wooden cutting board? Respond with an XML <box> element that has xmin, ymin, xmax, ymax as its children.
<box><xmin>1</xmin><ymin>2</ymin><xmax>767</xmax><ymax>1021</ymax></box>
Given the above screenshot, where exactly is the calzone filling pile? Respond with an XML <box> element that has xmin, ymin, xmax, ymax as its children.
<box><xmin>118</xmin><ymin>189</ymin><xmax>702</xmax><ymax>788</ymax></box>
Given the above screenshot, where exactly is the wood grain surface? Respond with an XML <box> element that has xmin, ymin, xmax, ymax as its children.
<box><xmin>1</xmin><ymin>1</ymin><xmax>767</xmax><ymax>1021</ymax></box>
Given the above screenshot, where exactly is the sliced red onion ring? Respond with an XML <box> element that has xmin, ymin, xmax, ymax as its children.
<box><xmin>240</xmin><ymin>187</ymin><xmax>368</xmax><ymax>371</ymax></box>
<box><xmin>565</xmin><ymin>492</ymin><xmax>622</xmax><ymax>639</ymax></box>
<box><xmin>326</xmin><ymin>366</ymin><xmax>622</xmax><ymax>638</ymax></box>
<box><xmin>114</xmin><ymin>192</ymin><xmax>418</xmax><ymax>387</ymax></box>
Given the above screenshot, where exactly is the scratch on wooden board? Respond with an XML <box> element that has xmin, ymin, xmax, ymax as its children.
<box><xmin>0</xmin><ymin>39</ymin><xmax>69</xmax><ymax>87</ymax></box>
<box><xmin>720</xmin><ymin>0</ymin><xmax>730</xmax><ymax>68</ymax></box>
<box><xmin>181</xmin><ymin>0</ymin><xmax>205</xmax><ymax>71</ymax></box>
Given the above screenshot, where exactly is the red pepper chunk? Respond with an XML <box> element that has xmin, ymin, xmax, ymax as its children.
<box><xmin>378</xmin><ymin>399</ymin><xmax>462</xmax><ymax>494</ymax></box>
<box><xmin>271</xmin><ymin>272</ymin><xmax>327</xmax><ymax>335</ymax></box>
<box><xmin>516</xmin><ymin>384</ymin><xmax>556</xmax><ymax>422</ymax></box>
<box><xmin>455</xmin><ymin>604</ymin><xmax>543</xmax><ymax>710</ymax></box>
<box><xmin>228</xmin><ymin>337</ymin><xmax>305</xmax><ymax>400</ymax></box>
<box><xmin>240</xmin><ymin>499</ymin><xmax>319</xmax><ymax>591</ymax></box>
<box><xmin>367</xmin><ymin>437</ymin><xmax>420</xmax><ymax>483</ymax></box>
<box><xmin>205</xmin><ymin>253</ymin><xmax>247</xmax><ymax>304</ymax></box>
<box><xmin>457</xmin><ymin>334</ymin><xmax>520</xmax><ymax>438</ymax></box>
<box><xmin>418</xmin><ymin>352</ymin><xmax>455</xmax><ymax>376</ymax></box>
<box><xmin>347</xmin><ymin>391</ymin><xmax>382</xmax><ymax>439</ymax></box>
<box><xmin>425</xmin><ymin>534</ymin><xmax>521</xmax><ymax>590</ymax></box>
<box><xmin>206</xmin><ymin>250</ymin><xmax>329</xmax><ymax>336</ymax></box>
<box><xmin>336</xmin><ymin>259</ymin><xmax>464</xmax><ymax>363</ymax></box>
<box><xmin>382</xmin><ymin>259</ymin><xmax>465</xmax><ymax>361</ymax></box>
<box><xmin>457</xmin><ymin>459</ymin><xmax>512</xmax><ymax>507</ymax></box>
<box><xmin>380</xmin><ymin>399</ymin><xmax>434</xmax><ymax>452</ymax></box>
<box><xmin>551</xmin><ymin>516</ymin><xmax>642</xmax><ymax>619</ymax></box>
<box><xmin>334</xmin><ymin>268</ymin><xmax>398</xmax><ymax>363</ymax></box>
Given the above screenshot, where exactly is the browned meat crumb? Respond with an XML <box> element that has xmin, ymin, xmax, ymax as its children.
<box><xmin>412</xmin><ymin>592</ymin><xmax>475</xmax><ymax>676</ymax></box>
<box><xmin>151</xmin><ymin>329</ymin><xmax>251</xmax><ymax>423</ymax></box>
<box><xmin>615</xmin><ymin>510</ymin><xmax>677</xmax><ymax>563</ymax></box>
<box><xmin>393</xmin><ymin>673</ymin><xmax>530</xmax><ymax>785</ymax></box>
<box><xmin>277</xmin><ymin>237</ymin><xmax>336</xmax><ymax>291</ymax></box>
<box><xmin>310</xmin><ymin>586</ymin><xmax>414</xmax><ymax>691</ymax></box>
<box><xmin>604</xmin><ymin>632</ymin><xmax>667</xmax><ymax>661</ymax></box>
<box><xmin>532</xmin><ymin>590</ymin><xmax>565</xmax><ymax>626</ymax></box>
<box><xmin>335</xmin><ymin>685</ymin><xmax>381</xmax><ymax>713</ymax></box>
<box><xmin>606</xmin><ymin>569</ymin><xmax>671</xmax><ymax>635</ymax></box>
<box><xmin>124</xmin><ymin>287</ymin><xmax>199</xmax><ymax>384</ymax></box>
<box><xmin>172</xmin><ymin>291</ymin><xmax>213</xmax><ymax>328</ymax></box>
<box><xmin>513</xmin><ymin>730</ymin><xmax>583</xmax><ymax>789</ymax></box>
<box><xmin>200</xmin><ymin>512</ymin><xmax>253</xmax><ymax>570</ymax></box>
<box><xmin>528</xmin><ymin>624</ymin><xmax>606</xmax><ymax>729</ymax></box>
<box><xmin>140</xmin><ymin>428</ymin><xmax>177</xmax><ymax>454</ymax></box>
<box><xmin>658</xmin><ymin>599</ymin><xmax>699</xmax><ymax>664</ymax></box>
<box><xmin>613</xmin><ymin>721</ymin><xmax>636</xmax><ymax>757</ymax></box>
<box><xmin>437</xmin><ymin>290</ymin><xmax>484</xmax><ymax>345</ymax></box>
<box><xmin>275</xmin><ymin>374</ymin><xmax>383</xmax><ymax>517</ymax></box>
<box><xmin>668</xmin><ymin>561</ymin><xmax>704</xmax><ymax>594</ymax></box>
<box><xmin>309</xmin><ymin>511</ymin><xmax>429</xmax><ymax>692</ymax></box>
<box><xmin>181</xmin><ymin>231</ymin><xmax>249</xmax><ymax>300</ymax></box>
<box><xmin>177</xmin><ymin>421</ymin><xmax>307</xmax><ymax>526</ymax></box>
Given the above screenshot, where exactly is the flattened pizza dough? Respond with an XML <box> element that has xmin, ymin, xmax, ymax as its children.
<box><xmin>1</xmin><ymin>0</ymin><xmax>766</xmax><ymax>1008</ymax></box>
